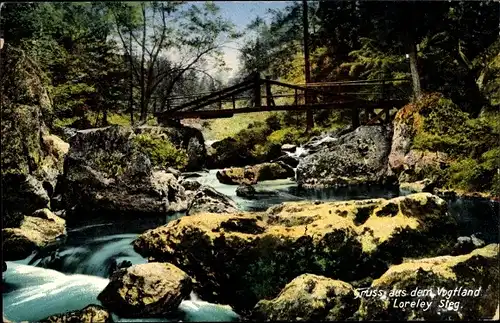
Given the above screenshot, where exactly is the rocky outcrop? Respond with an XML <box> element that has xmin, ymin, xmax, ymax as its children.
<box><xmin>2</xmin><ymin>174</ymin><xmax>51</xmax><ymax>227</ymax></box>
<box><xmin>98</xmin><ymin>263</ymin><xmax>192</xmax><ymax>317</ymax></box>
<box><xmin>236</xmin><ymin>185</ymin><xmax>280</xmax><ymax>200</ymax></box>
<box><xmin>39</xmin><ymin>305</ymin><xmax>112</xmax><ymax>323</ymax></box>
<box><xmin>450</xmin><ymin>234</ymin><xmax>486</xmax><ymax>256</ymax></box>
<box><xmin>2</xmin><ymin>209</ymin><xmax>66</xmax><ymax>260</ymax></box>
<box><xmin>236</xmin><ymin>185</ymin><xmax>257</xmax><ymax>198</ymax></box>
<box><xmin>354</xmin><ymin>244</ymin><xmax>499</xmax><ymax>321</ymax></box>
<box><xmin>252</xmin><ymin>274</ymin><xmax>360</xmax><ymax>321</ymax></box>
<box><xmin>206</xmin><ymin>138</ymin><xmax>282</xmax><ymax>169</ymax></box>
<box><xmin>272</xmin><ymin>154</ymin><xmax>300</xmax><ymax>168</ymax></box>
<box><xmin>60</xmin><ymin>126</ymin><xmax>188</xmax><ymax>216</ymax></box>
<box><xmin>2</xmin><ymin>114</ymin><xmax>69</xmax><ymax>223</ymax></box>
<box><xmin>181</xmin><ymin>179</ymin><xmax>202</xmax><ymax>191</ymax></box>
<box><xmin>398</xmin><ymin>150</ymin><xmax>449</xmax><ymax>183</ymax></box>
<box><xmin>1</xmin><ymin>54</ymin><xmax>69</xmax><ymax>212</ymax></box>
<box><xmin>399</xmin><ymin>179</ymin><xmax>435</xmax><ymax>193</ymax></box>
<box><xmin>186</xmin><ymin>185</ymin><xmax>238</xmax><ymax>216</ymax></box>
<box><xmin>296</xmin><ymin>126</ymin><xmax>394</xmax><ymax>187</ymax></box>
<box><xmin>388</xmin><ymin>94</ymin><xmax>451</xmax><ymax>184</ymax></box>
<box><xmin>216</xmin><ymin>162</ymin><xmax>295</xmax><ymax>185</ymax></box>
<box><xmin>134</xmin><ymin>193</ymin><xmax>457</xmax><ymax>314</ymax></box>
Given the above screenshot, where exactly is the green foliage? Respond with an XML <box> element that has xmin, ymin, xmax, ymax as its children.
<box><xmin>405</xmin><ymin>93</ymin><xmax>500</xmax><ymax>195</ymax></box>
<box><xmin>412</xmin><ymin>98</ymin><xmax>499</xmax><ymax>159</ymax></box>
<box><xmin>132</xmin><ymin>134</ymin><xmax>188</xmax><ymax>170</ymax></box>
<box><xmin>267</xmin><ymin>127</ymin><xmax>303</xmax><ymax>145</ymax></box>
<box><xmin>107</xmin><ymin>113</ymin><xmax>132</xmax><ymax>126</ymax></box>
<box><xmin>234</xmin><ymin>122</ymin><xmax>273</xmax><ymax>149</ymax></box>
<box><xmin>92</xmin><ymin>151</ymin><xmax>127</xmax><ymax>178</ymax></box>
<box><xmin>342</xmin><ymin>37</ymin><xmax>408</xmax><ymax>81</ymax></box>
<box><xmin>446</xmin><ymin>150</ymin><xmax>499</xmax><ymax>195</ymax></box>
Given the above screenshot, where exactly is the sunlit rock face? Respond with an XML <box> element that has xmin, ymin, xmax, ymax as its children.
<box><xmin>98</xmin><ymin>262</ymin><xmax>192</xmax><ymax>318</ymax></box>
<box><xmin>252</xmin><ymin>274</ymin><xmax>360</xmax><ymax>321</ymax></box>
<box><xmin>134</xmin><ymin>193</ymin><xmax>458</xmax><ymax>314</ymax></box>
<box><xmin>39</xmin><ymin>305</ymin><xmax>112</xmax><ymax>323</ymax></box>
<box><xmin>3</xmin><ymin>209</ymin><xmax>66</xmax><ymax>261</ymax></box>
<box><xmin>353</xmin><ymin>244</ymin><xmax>499</xmax><ymax>321</ymax></box>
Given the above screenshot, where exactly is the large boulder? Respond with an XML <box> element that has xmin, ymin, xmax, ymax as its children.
<box><xmin>296</xmin><ymin>125</ymin><xmax>393</xmax><ymax>187</ymax></box>
<box><xmin>450</xmin><ymin>234</ymin><xmax>486</xmax><ymax>256</ymax></box>
<box><xmin>39</xmin><ymin>305</ymin><xmax>112</xmax><ymax>323</ymax></box>
<box><xmin>271</xmin><ymin>154</ymin><xmax>300</xmax><ymax>168</ymax></box>
<box><xmin>206</xmin><ymin>138</ymin><xmax>250</xmax><ymax>169</ymax></box>
<box><xmin>354</xmin><ymin>244</ymin><xmax>499</xmax><ymax>321</ymax></box>
<box><xmin>134</xmin><ymin>193</ymin><xmax>457</xmax><ymax>314</ymax></box>
<box><xmin>2</xmin><ymin>174</ymin><xmax>51</xmax><ymax>227</ymax></box>
<box><xmin>98</xmin><ymin>263</ymin><xmax>192</xmax><ymax>317</ymax></box>
<box><xmin>216</xmin><ymin>162</ymin><xmax>295</xmax><ymax>185</ymax></box>
<box><xmin>60</xmin><ymin>126</ymin><xmax>189</xmax><ymax>216</ymax></box>
<box><xmin>236</xmin><ymin>185</ymin><xmax>257</xmax><ymax>198</ymax></box>
<box><xmin>186</xmin><ymin>185</ymin><xmax>239</xmax><ymax>216</ymax></box>
<box><xmin>2</xmin><ymin>209</ymin><xmax>66</xmax><ymax>260</ymax></box>
<box><xmin>235</xmin><ymin>185</ymin><xmax>280</xmax><ymax>200</ymax></box>
<box><xmin>252</xmin><ymin>274</ymin><xmax>360</xmax><ymax>321</ymax></box>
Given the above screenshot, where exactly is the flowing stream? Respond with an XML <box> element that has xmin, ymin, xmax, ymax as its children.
<box><xmin>3</xmin><ymin>170</ymin><xmax>499</xmax><ymax>322</ymax></box>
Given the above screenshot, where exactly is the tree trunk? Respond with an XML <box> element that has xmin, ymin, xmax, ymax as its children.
<box><xmin>408</xmin><ymin>41</ymin><xmax>421</xmax><ymax>100</ymax></box>
<box><xmin>406</xmin><ymin>3</ymin><xmax>422</xmax><ymax>100</ymax></box>
<box><xmin>102</xmin><ymin>109</ymin><xmax>108</xmax><ymax>126</ymax></box>
<box><xmin>139</xmin><ymin>4</ymin><xmax>147</xmax><ymax>122</ymax></box>
<box><xmin>303</xmin><ymin>0</ymin><xmax>314</xmax><ymax>132</ymax></box>
<box><xmin>129</xmin><ymin>32</ymin><xmax>134</xmax><ymax>125</ymax></box>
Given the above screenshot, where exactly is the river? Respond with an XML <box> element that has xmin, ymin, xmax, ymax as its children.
<box><xmin>3</xmin><ymin>170</ymin><xmax>499</xmax><ymax>322</ymax></box>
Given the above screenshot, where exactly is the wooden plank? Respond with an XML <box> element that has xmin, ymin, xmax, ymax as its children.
<box><xmin>168</xmin><ymin>99</ymin><xmax>408</xmax><ymax>119</ymax></box>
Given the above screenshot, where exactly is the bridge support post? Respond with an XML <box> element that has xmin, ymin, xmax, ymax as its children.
<box><xmin>265</xmin><ymin>76</ymin><xmax>272</xmax><ymax>107</ymax></box>
<box><xmin>253</xmin><ymin>72</ymin><xmax>261</xmax><ymax>108</ymax></box>
<box><xmin>351</xmin><ymin>107</ymin><xmax>360</xmax><ymax>129</ymax></box>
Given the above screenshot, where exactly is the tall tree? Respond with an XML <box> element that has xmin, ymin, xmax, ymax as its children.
<box><xmin>107</xmin><ymin>1</ymin><xmax>239</xmax><ymax>122</ymax></box>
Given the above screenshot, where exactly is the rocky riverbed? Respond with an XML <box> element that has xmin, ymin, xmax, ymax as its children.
<box><xmin>3</xmin><ymin>122</ymin><xmax>499</xmax><ymax>322</ymax></box>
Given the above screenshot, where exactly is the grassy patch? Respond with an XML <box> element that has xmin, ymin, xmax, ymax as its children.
<box><xmin>202</xmin><ymin>111</ymin><xmax>277</xmax><ymax>141</ymax></box>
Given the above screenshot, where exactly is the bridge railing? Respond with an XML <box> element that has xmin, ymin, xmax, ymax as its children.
<box><xmin>155</xmin><ymin>74</ymin><xmax>412</xmax><ymax>118</ymax></box>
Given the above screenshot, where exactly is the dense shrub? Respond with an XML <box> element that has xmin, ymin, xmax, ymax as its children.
<box><xmin>401</xmin><ymin>93</ymin><xmax>500</xmax><ymax>195</ymax></box>
<box><xmin>132</xmin><ymin>133</ymin><xmax>188</xmax><ymax>170</ymax></box>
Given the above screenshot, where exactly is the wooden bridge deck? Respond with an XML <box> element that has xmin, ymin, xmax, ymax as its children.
<box><xmin>155</xmin><ymin>73</ymin><xmax>412</xmax><ymax>127</ymax></box>
<box><xmin>168</xmin><ymin>100</ymin><xmax>407</xmax><ymax>120</ymax></box>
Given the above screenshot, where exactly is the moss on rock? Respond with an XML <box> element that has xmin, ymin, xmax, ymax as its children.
<box><xmin>134</xmin><ymin>193</ymin><xmax>457</xmax><ymax>314</ymax></box>
<box><xmin>252</xmin><ymin>274</ymin><xmax>360</xmax><ymax>321</ymax></box>
<box><xmin>216</xmin><ymin>162</ymin><xmax>295</xmax><ymax>185</ymax></box>
<box><xmin>354</xmin><ymin>244</ymin><xmax>499</xmax><ymax>321</ymax></box>
<box><xmin>2</xmin><ymin>209</ymin><xmax>66</xmax><ymax>260</ymax></box>
<box><xmin>97</xmin><ymin>262</ymin><xmax>192</xmax><ymax>317</ymax></box>
<box><xmin>39</xmin><ymin>305</ymin><xmax>112</xmax><ymax>323</ymax></box>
